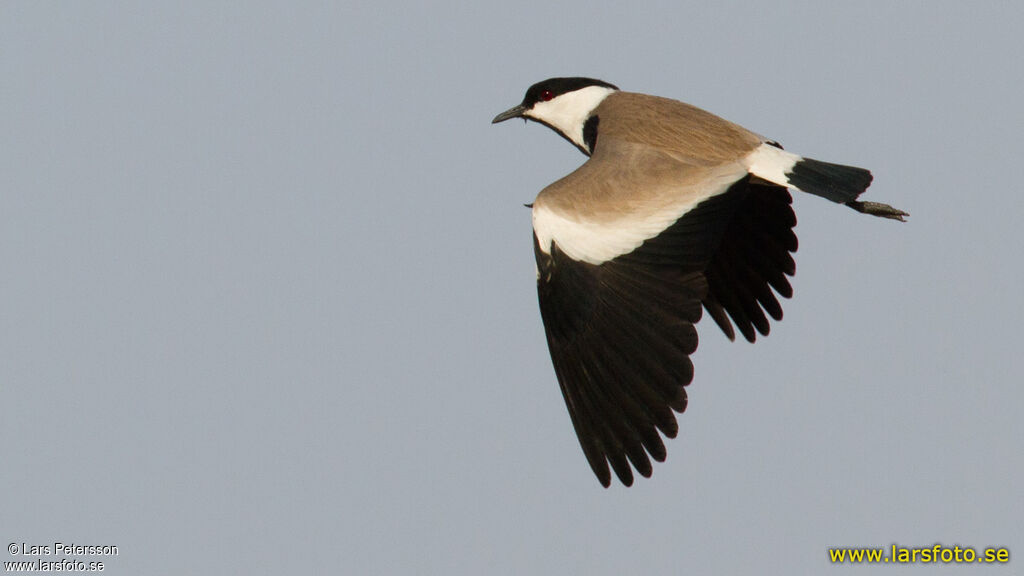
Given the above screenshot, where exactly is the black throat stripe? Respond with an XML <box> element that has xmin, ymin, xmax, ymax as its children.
<box><xmin>582</xmin><ymin>116</ymin><xmax>599</xmax><ymax>154</ymax></box>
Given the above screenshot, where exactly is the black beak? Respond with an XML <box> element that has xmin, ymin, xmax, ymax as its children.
<box><xmin>492</xmin><ymin>104</ymin><xmax>528</xmax><ymax>124</ymax></box>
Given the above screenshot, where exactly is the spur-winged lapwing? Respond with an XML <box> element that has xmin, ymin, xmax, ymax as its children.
<box><xmin>493</xmin><ymin>77</ymin><xmax>907</xmax><ymax>487</ymax></box>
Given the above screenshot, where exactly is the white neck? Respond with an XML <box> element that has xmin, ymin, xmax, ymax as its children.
<box><xmin>525</xmin><ymin>86</ymin><xmax>616</xmax><ymax>151</ymax></box>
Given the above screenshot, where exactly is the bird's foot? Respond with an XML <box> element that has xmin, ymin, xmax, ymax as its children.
<box><xmin>846</xmin><ymin>201</ymin><xmax>909</xmax><ymax>222</ymax></box>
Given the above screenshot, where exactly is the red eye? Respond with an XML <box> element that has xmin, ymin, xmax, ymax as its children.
<box><xmin>540</xmin><ymin>90</ymin><xmax>554</xmax><ymax>102</ymax></box>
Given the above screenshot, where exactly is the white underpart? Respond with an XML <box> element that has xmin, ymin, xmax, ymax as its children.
<box><xmin>533</xmin><ymin>165</ymin><xmax>747</xmax><ymax>264</ymax></box>
<box><xmin>741</xmin><ymin>142</ymin><xmax>802</xmax><ymax>188</ymax></box>
<box><xmin>524</xmin><ymin>86</ymin><xmax>616</xmax><ymax>151</ymax></box>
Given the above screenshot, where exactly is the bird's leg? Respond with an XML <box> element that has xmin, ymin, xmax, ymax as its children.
<box><xmin>845</xmin><ymin>201</ymin><xmax>909</xmax><ymax>222</ymax></box>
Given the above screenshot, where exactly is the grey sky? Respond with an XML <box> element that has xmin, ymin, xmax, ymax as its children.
<box><xmin>3</xmin><ymin>2</ymin><xmax>1021</xmax><ymax>574</ymax></box>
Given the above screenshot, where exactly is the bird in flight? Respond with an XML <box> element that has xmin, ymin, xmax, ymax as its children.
<box><xmin>493</xmin><ymin>77</ymin><xmax>906</xmax><ymax>487</ymax></box>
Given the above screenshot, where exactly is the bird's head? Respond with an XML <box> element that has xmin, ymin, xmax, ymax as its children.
<box><xmin>492</xmin><ymin>77</ymin><xmax>618</xmax><ymax>155</ymax></box>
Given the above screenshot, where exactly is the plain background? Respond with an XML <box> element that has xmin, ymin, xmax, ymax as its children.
<box><xmin>3</xmin><ymin>2</ymin><xmax>1021</xmax><ymax>574</ymax></box>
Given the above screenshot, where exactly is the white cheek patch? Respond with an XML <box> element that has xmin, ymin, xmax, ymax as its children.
<box><xmin>525</xmin><ymin>86</ymin><xmax>616</xmax><ymax>151</ymax></box>
<box><xmin>741</xmin><ymin>143</ymin><xmax>801</xmax><ymax>188</ymax></box>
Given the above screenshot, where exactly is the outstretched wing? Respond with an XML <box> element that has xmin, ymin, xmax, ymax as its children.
<box><xmin>534</xmin><ymin>176</ymin><xmax>750</xmax><ymax>486</ymax></box>
<box><xmin>702</xmin><ymin>179</ymin><xmax>798</xmax><ymax>342</ymax></box>
<box><xmin>531</xmin><ymin>133</ymin><xmax>801</xmax><ymax>486</ymax></box>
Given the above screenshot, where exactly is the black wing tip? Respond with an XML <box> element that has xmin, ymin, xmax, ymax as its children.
<box><xmin>703</xmin><ymin>180</ymin><xmax>797</xmax><ymax>343</ymax></box>
<box><xmin>601</xmin><ymin>455</ymin><xmax>660</xmax><ymax>487</ymax></box>
<box><xmin>540</xmin><ymin>179</ymin><xmax>763</xmax><ymax>489</ymax></box>
<box><xmin>673</xmin><ymin>387</ymin><xmax>688</xmax><ymax>413</ymax></box>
